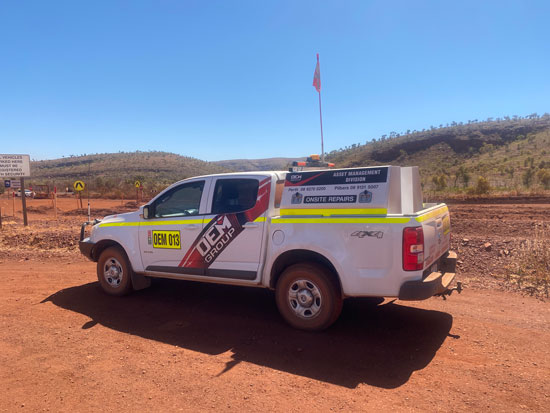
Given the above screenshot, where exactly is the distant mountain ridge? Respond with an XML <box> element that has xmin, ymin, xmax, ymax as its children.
<box><xmin>16</xmin><ymin>114</ymin><xmax>550</xmax><ymax>197</ymax></box>
<box><xmin>27</xmin><ymin>151</ymin><xmax>228</xmax><ymax>195</ymax></box>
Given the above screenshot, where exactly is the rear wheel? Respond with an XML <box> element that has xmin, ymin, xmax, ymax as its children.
<box><xmin>275</xmin><ymin>262</ymin><xmax>342</xmax><ymax>331</ymax></box>
<box><xmin>97</xmin><ymin>247</ymin><xmax>134</xmax><ymax>296</ymax></box>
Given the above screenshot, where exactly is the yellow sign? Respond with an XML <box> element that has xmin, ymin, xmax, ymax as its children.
<box><xmin>152</xmin><ymin>230</ymin><xmax>181</xmax><ymax>249</ymax></box>
<box><xmin>135</xmin><ymin>180</ymin><xmax>141</xmax><ymax>188</ymax></box>
<box><xmin>74</xmin><ymin>180</ymin><xmax>85</xmax><ymax>191</ymax></box>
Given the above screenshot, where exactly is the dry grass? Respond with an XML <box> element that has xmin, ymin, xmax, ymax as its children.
<box><xmin>507</xmin><ymin>222</ymin><xmax>550</xmax><ymax>298</ymax></box>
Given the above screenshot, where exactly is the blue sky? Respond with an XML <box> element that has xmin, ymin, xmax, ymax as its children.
<box><xmin>1</xmin><ymin>1</ymin><xmax>549</xmax><ymax>161</ymax></box>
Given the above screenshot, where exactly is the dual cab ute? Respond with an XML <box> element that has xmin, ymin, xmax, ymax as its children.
<box><xmin>80</xmin><ymin>165</ymin><xmax>459</xmax><ymax>330</ymax></box>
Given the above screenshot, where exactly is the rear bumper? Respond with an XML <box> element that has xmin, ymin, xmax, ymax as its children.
<box><xmin>398</xmin><ymin>251</ymin><xmax>457</xmax><ymax>301</ymax></box>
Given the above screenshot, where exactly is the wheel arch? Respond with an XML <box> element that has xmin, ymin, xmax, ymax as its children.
<box><xmin>269</xmin><ymin>249</ymin><xmax>342</xmax><ymax>295</ymax></box>
<box><xmin>92</xmin><ymin>239</ymin><xmax>127</xmax><ymax>262</ymax></box>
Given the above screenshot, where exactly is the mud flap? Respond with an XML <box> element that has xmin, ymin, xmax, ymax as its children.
<box><xmin>131</xmin><ymin>272</ymin><xmax>152</xmax><ymax>291</ymax></box>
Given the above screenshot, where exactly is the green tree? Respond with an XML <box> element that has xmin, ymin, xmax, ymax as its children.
<box><xmin>537</xmin><ymin>169</ymin><xmax>550</xmax><ymax>189</ymax></box>
<box><xmin>475</xmin><ymin>176</ymin><xmax>490</xmax><ymax>194</ymax></box>
<box><xmin>455</xmin><ymin>166</ymin><xmax>471</xmax><ymax>188</ymax></box>
<box><xmin>522</xmin><ymin>168</ymin><xmax>535</xmax><ymax>187</ymax></box>
<box><xmin>432</xmin><ymin>174</ymin><xmax>447</xmax><ymax>191</ymax></box>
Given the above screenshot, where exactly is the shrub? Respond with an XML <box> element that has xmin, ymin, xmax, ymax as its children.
<box><xmin>507</xmin><ymin>223</ymin><xmax>550</xmax><ymax>298</ymax></box>
<box><xmin>537</xmin><ymin>169</ymin><xmax>550</xmax><ymax>189</ymax></box>
<box><xmin>475</xmin><ymin>176</ymin><xmax>490</xmax><ymax>194</ymax></box>
<box><xmin>431</xmin><ymin>174</ymin><xmax>447</xmax><ymax>191</ymax></box>
<box><xmin>522</xmin><ymin>168</ymin><xmax>536</xmax><ymax>187</ymax></box>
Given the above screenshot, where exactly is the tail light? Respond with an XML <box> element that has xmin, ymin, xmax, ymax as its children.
<box><xmin>403</xmin><ymin>227</ymin><xmax>424</xmax><ymax>271</ymax></box>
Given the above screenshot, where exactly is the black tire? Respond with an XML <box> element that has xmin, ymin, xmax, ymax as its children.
<box><xmin>275</xmin><ymin>262</ymin><xmax>343</xmax><ymax>331</ymax></box>
<box><xmin>97</xmin><ymin>247</ymin><xmax>134</xmax><ymax>296</ymax></box>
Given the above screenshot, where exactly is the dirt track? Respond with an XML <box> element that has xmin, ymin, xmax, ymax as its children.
<box><xmin>0</xmin><ymin>197</ymin><xmax>549</xmax><ymax>411</ymax></box>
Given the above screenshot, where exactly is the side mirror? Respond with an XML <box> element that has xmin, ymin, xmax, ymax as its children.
<box><xmin>143</xmin><ymin>205</ymin><xmax>152</xmax><ymax>219</ymax></box>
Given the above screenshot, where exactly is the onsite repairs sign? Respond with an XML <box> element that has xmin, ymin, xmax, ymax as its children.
<box><xmin>281</xmin><ymin>167</ymin><xmax>390</xmax><ymax>210</ymax></box>
<box><xmin>0</xmin><ymin>154</ymin><xmax>31</xmax><ymax>178</ymax></box>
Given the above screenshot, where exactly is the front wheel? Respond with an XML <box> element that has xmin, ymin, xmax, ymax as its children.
<box><xmin>97</xmin><ymin>247</ymin><xmax>134</xmax><ymax>296</ymax></box>
<box><xmin>275</xmin><ymin>263</ymin><xmax>343</xmax><ymax>331</ymax></box>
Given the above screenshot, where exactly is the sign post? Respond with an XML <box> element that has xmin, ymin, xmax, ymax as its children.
<box><xmin>73</xmin><ymin>180</ymin><xmax>85</xmax><ymax>210</ymax></box>
<box><xmin>135</xmin><ymin>180</ymin><xmax>141</xmax><ymax>203</ymax></box>
<box><xmin>20</xmin><ymin>177</ymin><xmax>28</xmax><ymax>226</ymax></box>
<box><xmin>53</xmin><ymin>186</ymin><xmax>58</xmax><ymax>220</ymax></box>
<box><xmin>0</xmin><ymin>154</ymin><xmax>31</xmax><ymax>226</ymax></box>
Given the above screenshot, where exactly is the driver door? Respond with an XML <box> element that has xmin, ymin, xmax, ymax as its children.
<box><xmin>139</xmin><ymin>178</ymin><xmax>211</xmax><ymax>274</ymax></box>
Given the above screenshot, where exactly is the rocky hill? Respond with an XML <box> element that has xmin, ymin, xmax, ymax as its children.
<box><xmin>326</xmin><ymin>114</ymin><xmax>550</xmax><ymax>193</ymax></box>
<box><xmin>27</xmin><ymin>151</ymin><xmax>228</xmax><ymax>196</ymax></box>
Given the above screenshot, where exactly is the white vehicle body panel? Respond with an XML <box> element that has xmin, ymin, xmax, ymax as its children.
<box><xmin>84</xmin><ymin>166</ymin><xmax>452</xmax><ymax>298</ymax></box>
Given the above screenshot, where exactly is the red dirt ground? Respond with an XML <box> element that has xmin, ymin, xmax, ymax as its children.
<box><xmin>0</xmin><ymin>196</ymin><xmax>549</xmax><ymax>411</ymax></box>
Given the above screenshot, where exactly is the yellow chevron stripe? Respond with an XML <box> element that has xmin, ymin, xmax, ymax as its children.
<box><xmin>272</xmin><ymin>217</ymin><xmax>410</xmax><ymax>224</ymax></box>
<box><xmin>99</xmin><ymin>217</ymin><xmax>266</xmax><ymax>227</ymax></box>
<box><xmin>100</xmin><ymin>219</ymin><xmax>204</xmax><ymax>227</ymax></box>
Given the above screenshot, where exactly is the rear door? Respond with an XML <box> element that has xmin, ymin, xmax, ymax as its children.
<box><xmin>178</xmin><ymin>175</ymin><xmax>272</xmax><ymax>281</ymax></box>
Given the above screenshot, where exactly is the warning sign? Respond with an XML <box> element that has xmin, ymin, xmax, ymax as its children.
<box><xmin>152</xmin><ymin>230</ymin><xmax>181</xmax><ymax>249</ymax></box>
<box><xmin>281</xmin><ymin>167</ymin><xmax>390</xmax><ymax>210</ymax></box>
<box><xmin>135</xmin><ymin>180</ymin><xmax>141</xmax><ymax>188</ymax></box>
<box><xmin>74</xmin><ymin>180</ymin><xmax>85</xmax><ymax>191</ymax></box>
<box><xmin>0</xmin><ymin>154</ymin><xmax>31</xmax><ymax>178</ymax></box>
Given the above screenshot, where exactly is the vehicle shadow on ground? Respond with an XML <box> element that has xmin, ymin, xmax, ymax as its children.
<box><xmin>43</xmin><ymin>279</ymin><xmax>453</xmax><ymax>389</ymax></box>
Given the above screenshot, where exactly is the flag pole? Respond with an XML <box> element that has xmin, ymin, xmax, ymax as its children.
<box><xmin>318</xmin><ymin>86</ymin><xmax>325</xmax><ymax>162</ymax></box>
<box><xmin>313</xmin><ymin>53</ymin><xmax>325</xmax><ymax>162</ymax></box>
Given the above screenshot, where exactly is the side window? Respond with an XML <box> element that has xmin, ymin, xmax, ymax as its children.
<box><xmin>153</xmin><ymin>181</ymin><xmax>205</xmax><ymax>218</ymax></box>
<box><xmin>211</xmin><ymin>179</ymin><xmax>259</xmax><ymax>214</ymax></box>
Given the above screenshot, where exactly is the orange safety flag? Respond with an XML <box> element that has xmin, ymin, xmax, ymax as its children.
<box><xmin>312</xmin><ymin>53</ymin><xmax>321</xmax><ymax>92</ymax></box>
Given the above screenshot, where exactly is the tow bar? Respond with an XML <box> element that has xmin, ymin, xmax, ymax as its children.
<box><xmin>437</xmin><ymin>281</ymin><xmax>463</xmax><ymax>300</ymax></box>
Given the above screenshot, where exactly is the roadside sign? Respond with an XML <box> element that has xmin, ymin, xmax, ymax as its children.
<box><xmin>135</xmin><ymin>180</ymin><xmax>141</xmax><ymax>188</ymax></box>
<box><xmin>4</xmin><ymin>180</ymin><xmax>10</xmax><ymax>188</ymax></box>
<box><xmin>11</xmin><ymin>180</ymin><xmax>21</xmax><ymax>189</ymax></box>
<box><xmin>0</xmin><ymin>154</ymin><xmax>31</xmax><ymax>178</ymax></box>
<box><xmin>74</xmin><ymin>180</ymin><xmax>85</xmax><ymax>191</ymax></box>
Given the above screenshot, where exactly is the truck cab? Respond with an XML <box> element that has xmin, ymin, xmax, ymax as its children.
<box><xmin>80</xmin><ymin>166</ymin><xmax>459</xmax><ymax>330</ymax></box>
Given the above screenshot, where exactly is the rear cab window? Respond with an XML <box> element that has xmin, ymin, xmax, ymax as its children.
<box><xmin>211</xmin><ymin>178</ymin><xmax>259</xmax><ymax>214</ymax></box>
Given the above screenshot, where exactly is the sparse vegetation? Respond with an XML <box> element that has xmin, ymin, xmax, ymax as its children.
<box><xmin>506</xmin><ymin>223</ymin><xmax>550</xmax><ymax>298</ymax></box>
<box><xmin>474</xmin><ymin>176</ymin><xmax>491</xmax><ymax>195</ymax></box>
<box><xmin>24</xmin><ymin>114</ymin><xmax>550</xmax><ymax>198</ymax></box>
<box><xmin>431</xmin><ymin>174</ymin><xmax>447</xmax><ymax>191</ymax></box>
<box><xmin>537</xmin><ymin>169</ymin><xmax>550</xmax><ymax>189</ymax></box>
<box><xmin>29</xmin><ymin>151</ymin><xmax>229</xmax><ymax>198</ymax></box>
<box><xmin>326</xmin><ymin>114</ymin><xmax>550</xmax><ymax>195</ymax></box>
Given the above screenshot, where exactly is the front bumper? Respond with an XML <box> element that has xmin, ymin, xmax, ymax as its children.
<box><xmin>79</xmin><ymin>239</ymin><xmax>95</xmax><ymax>261</ymax></box>
<box><xmin>398</xmin><ymin>251</ymin><xmax>458</xmax><ymax>300</ymax></box>
<box><xmin>79</xmin><ymin>219</ymin><xmax>101</xmax><ymax>261</ymax></box>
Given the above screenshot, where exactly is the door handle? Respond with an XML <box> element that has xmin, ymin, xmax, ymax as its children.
<box><xmin>243</xmin><ymin>222</ymin><xmax>258</xmax><ymax>228</ymax></box>
<box><xmin>183</xmin><ymin>224</ymin><xmax>199</xmax><ymax>230</ymax></box>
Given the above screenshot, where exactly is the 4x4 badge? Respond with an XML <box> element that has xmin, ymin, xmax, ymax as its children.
<box><xmin>351</xmin><ymin>230</ymin><xmax>383</xmax><ymax>239</ymax></box>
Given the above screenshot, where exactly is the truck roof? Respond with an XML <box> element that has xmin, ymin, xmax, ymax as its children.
<box><xmin>172</xmin><ymin>170</ymin><xmax>287</xmax><ymax>185</ymax></box>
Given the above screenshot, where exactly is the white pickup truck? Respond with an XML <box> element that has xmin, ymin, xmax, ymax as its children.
<box><xmin>79</xmin><ymin>165</ymin><xmax>459</xmax><ymax>330</ymax></box>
